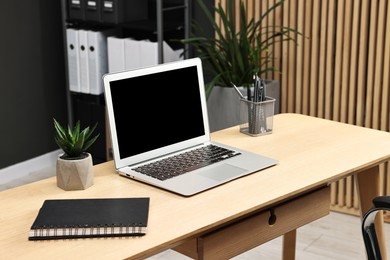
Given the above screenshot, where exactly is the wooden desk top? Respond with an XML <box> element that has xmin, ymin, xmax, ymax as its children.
<box><xmin>2</xmin><ymin>113</ymin><xmax>390</xmax><ymax>259</ymax></box>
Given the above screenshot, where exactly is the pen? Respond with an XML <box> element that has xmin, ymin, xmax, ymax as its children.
<box><xmin>253</xmin><ymin>75</ymin><xmax>258</xmax><ymax>102</ymax></box>
<box><xmin>258</xmin><ymin>78</ymin><xmax>263</xmax><ymax>102</ymax></box>
<box><xmin>261</xmin><ymin>79</ymin><xmax>266</xmax><ymax>101</ymax></box>
<box><xmin>231</xmin><ymin>82</ymin><xmax>244</xmax><ymax>99</ymax></box>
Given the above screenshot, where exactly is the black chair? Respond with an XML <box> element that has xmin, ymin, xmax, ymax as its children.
<box><xmin>362</xmin><ymin>196</ymin><xmax>389</xmax><ymax>260</ymax></box>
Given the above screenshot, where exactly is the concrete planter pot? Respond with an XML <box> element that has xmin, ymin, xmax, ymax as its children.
<box><xmin>207</xmin><ymin>80</ymin><xmax>280</xmax><ymax>132</ymax></box>
<box><xmin>56</xmin><ymin>153</ymin><xmax>94</xmax><ymax>191</ymax></box>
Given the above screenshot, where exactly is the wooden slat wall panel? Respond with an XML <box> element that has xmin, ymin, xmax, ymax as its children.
<box><xmin>288</xmin><ymin>0</ymin><xmax>297</xmax><ymax>112</ymax></box>
<box><xmin>294</xmin><ymin>0</ymin><xmax>304</xmax><ymax>113</ymax></box>
<box><xmin>325</xmin><ymin>0</ymin><xmax>337</xmax><ymax>120</ymax></box>
<box><xmin>332</xmin><ymin>0</ymin><xmax>344</xmax><ymax>121</ymax></box>
<box><xmin>267</xmin><ymin>0</ymin><xmax>275</xmax><ymax>81</ymax></box>
<box><xmin>309</xmin><ymin>1</ymin><xmax>320</xmax><ymax>116</ymax></box>
<box><xmin>356</xmin><ymin>0</ymin><xmax>370</xmax><ymax>127</ymax></box>
<box><xmin>347</xmin><ymin>0</ymin><xmax>359</xmax><ymax>125</ymax></box>
<box><xmin>215</xmin><ymin>0</ymin><xmax>390</xmax><ymax>217</ymax></box>
<box><xmin>340</xmin><ymin>0</ymin><xmax>352</xmax><ymax>124</ymax></box>
<box><xmin>383</xmin><ymin>1</ymin><xmax>390</xmax><ymax>132</ymax></box>
<box><xmin>273</xmin><ymin>0</ymin><xmax>282</xmax><ymax>83</ymax></box>
<box><xmin>365</xmin><ymin>0</ymin><xmax>378</xmax><ymax>128</ymax></box>
<box><xmin>281</xmin><ymin>0</ymin><xmax>290</xmax><ymax>112</ymax></box>
<box><xmin>301</xmin><ymin>1</ymin><xmax>312</xmax><ymax>115</ymax></box>
<box><xmin>317</xmin><ymin>0</ymin><xmax>329</xmax><ymax>118</ymax></box>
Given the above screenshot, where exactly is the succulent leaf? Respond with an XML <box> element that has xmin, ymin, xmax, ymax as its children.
<box><xmin>53</xmin><ymin>118</ymin><xmax>99</xmax><ymax>159</ymax></box>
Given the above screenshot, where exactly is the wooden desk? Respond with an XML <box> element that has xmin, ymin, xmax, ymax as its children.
<box><xmin>1</xmin><ymin>113</ymin><xmax>390</xmax><ymax>259</ymax></box>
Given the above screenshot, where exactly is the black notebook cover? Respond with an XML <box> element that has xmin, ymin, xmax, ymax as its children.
<box><xmin>29</xmin><ymin>197</ymin><xmax>150</xmax><ymax>240</ymax></box>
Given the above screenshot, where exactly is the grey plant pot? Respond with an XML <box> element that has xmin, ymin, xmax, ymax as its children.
<box><xmin>207</xmin><ymin>80</ymin><xmax>280</xmax><ymax>132</ymax></box>
<box><xmin>56</xmin><ymin>153</ymin><xmax>94</xmax><ymax>191</ymax></box>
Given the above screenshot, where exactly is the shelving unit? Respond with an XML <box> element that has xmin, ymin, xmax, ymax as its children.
<box><xmin>155</xmin><ymin>0</ymin><xmax>190</xmax><ymax>63</ymax></box>
<box><xmin>60</xmin><ymin>0</ymin><xmax>191</xmax><ymax>163</ymax></box>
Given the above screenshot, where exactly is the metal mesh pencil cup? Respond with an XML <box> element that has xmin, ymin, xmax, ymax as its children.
<box><xmin>239</xmin><ymin>97</ymin><xmax>275</xmax><ymax>136</ymax></box>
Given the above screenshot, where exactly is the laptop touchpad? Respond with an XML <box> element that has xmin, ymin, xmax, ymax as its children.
<box><xmin>199</xmin><ymin>164</ymin><xmax>247</xmax><ymax>182</ymax></box>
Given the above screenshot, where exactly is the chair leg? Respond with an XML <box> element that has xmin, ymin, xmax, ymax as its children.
<box><xmin>355</xmin><ymin>165</ymin><xmax>387</xmax><ymax>259</ymax></box>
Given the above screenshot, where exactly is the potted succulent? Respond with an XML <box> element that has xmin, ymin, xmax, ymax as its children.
<box><xmin>53</xmin><ymin>118</ymin><xmax>100</xmax><ymax>191</ymax></box>
<box><xmin>182</xmin><ymin>0</ymin><xmax>299</xmax><ymax>131</ymax></box>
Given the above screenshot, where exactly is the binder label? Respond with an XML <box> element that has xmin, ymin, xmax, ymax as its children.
<box><xmin>71</xmin><ymin>0</ymin><xmax>81</xmax><ymax>7</ymax></box>
<box><xmin>103</xmin><ymin>1</ymin><xmax>114</xmax><ymax>11</ymax></box>
<box><xmin>87</xmin><ymin>1</ymin><xmax>97</xmax><ymax>9</ymax></box>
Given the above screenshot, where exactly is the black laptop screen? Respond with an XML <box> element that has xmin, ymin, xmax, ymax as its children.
<box><xmin>109</xmin><ymin>65</ymin><xmax>205</xmax><ymax>159</ymax></box>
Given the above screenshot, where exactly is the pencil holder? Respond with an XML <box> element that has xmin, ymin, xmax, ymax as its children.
<box><xmin>239</xmin><ymin>97</ymin><xmax>275</xmax><ymax>136</ymax></box>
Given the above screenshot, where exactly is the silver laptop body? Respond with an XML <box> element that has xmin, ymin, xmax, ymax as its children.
<box><xmin>103</xmin><ymin>57</ymin><xmax>278</xmax><ymax>196</ymax></box>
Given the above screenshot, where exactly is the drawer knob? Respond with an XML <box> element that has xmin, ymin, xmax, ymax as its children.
<box><xmin>268</xmin><ymin>209</ymin><xmax>277</xmax><ymax>226</ymax></box>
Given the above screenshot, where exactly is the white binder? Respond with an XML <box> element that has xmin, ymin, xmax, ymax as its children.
<box><xmin>124</xmin><ymin>38</ymin><xmax>142</xmax><ymax>70</ymax></box>
<box><xmin>107</xmin><ymin>36</ymin><xmax>126</xmax><ymax>73</ymax></box>
<box><xmin>78</xmin><ymin>29</ymin><xmax>90</xmax><ymax>94</ymax></box>
<box><xmin>65</xmin><ymin>28</ymin><xmax>81</xmax><ymax>93</ymax></box>
<box><xmin>87</xmin><ymin>29</ymin><xmax>119</xmax><ymax>95</ymax></box>
<box><xmin>139</xmin><ymin>40</ymin><xmax>183</xmax><ymax>67</ymax></box>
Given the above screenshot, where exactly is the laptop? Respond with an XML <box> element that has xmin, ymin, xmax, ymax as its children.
<box><xmin>103</xmin><ymin>57</ymin><xmax>278</xmax><ymax>196</ymax></box>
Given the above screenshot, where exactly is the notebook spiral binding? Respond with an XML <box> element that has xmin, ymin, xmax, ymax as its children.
<box><xmin>30</xmin><ymin>224</ymin><xmax>147</xmax><ymax>239</ymax></box>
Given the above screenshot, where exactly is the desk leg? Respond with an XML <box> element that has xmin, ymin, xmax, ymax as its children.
<box><xmin>355</xmin><ymin>165</ymin><xmax>387</xmax><ymax>259</ymax></box>
<box><xmin>282</xmin><ymin>229</ymin><xmax>296</xmax><ymax>260</ymax></box>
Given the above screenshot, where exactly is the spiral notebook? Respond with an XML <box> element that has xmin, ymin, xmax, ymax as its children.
<box><xmin>28</xmin><ymin>197</ymin><xmax>150</xmax><ymax>240</ymax></box>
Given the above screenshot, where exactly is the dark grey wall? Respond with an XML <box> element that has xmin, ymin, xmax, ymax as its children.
<box><xmin>0</xmin><ymin>0</ymin><xmax>213</xmax><ymax>169</ymax></box>
<box><xmin>0</xmin><ymin>0</ymin><xmax>68</xmax><ymax>169</ymax></box>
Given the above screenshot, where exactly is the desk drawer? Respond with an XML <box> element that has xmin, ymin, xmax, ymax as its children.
<box><xmin>173</xmin><ymin>186</ymin><xmax>330</xmax><ymax>259</ymax></box>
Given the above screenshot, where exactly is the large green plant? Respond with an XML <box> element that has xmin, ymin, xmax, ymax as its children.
<box><xmin>53</xmin><ymin>118</ymin><xmax>100</xmax><ymax>160</ymax></box>
<box><xmin>182</xmin><ymin>0</ymin><xmax>299</xmax><ymax>98</ymax></box>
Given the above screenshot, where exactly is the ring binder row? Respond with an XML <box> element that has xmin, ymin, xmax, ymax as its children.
<box><xmin>65</xmin><ymin>27</ymin><xmax>183</xmax><ymax>95</ymax></box>
<box><xmin>28</xmin><ymin>198</ymin><xmax>150</xmax><ymax>241</ymax></box>
<box><xmin>29</xmin><ymin>225</ymin><xmax>147</xmax><ymax>240</ymax></box>
<box><xmin>67</xmin><ymin>0</ymin><xmax>148</xmax><ymax>24</ymax></box>
<box><xmin>66</xmin><ymin>27</ymin><xmax>122</xmax><ymax>94</ymax></box>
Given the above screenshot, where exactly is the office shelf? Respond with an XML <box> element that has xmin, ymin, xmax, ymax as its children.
<box><xmin>60</xmin><ymin>0</ymin><xmax>191</xmax><ymax>162</ymax></box>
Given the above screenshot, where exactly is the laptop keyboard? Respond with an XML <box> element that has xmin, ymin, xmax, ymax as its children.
<box><xmin>132</xmin><ymin>144</ymin><xmax>241</xmax><ymax>181</ymax></box>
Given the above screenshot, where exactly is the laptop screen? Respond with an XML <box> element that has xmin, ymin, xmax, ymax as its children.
<box><xmin>110</xmin><ymin>66</ymin><xmax>205</xmax><ymax>159</ymax></box>
<box><xmin>104</xmin><ymin>58</ymin><xmax>210</xmax><ymax>167</ymax></box>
